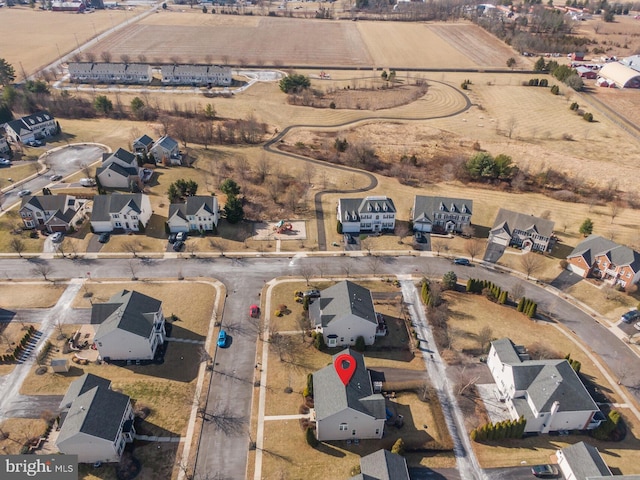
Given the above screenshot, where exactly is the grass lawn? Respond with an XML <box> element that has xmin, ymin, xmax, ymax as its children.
<box><xmin>565</xmin><ymin>280</ymin><xmax>639</xmax><ymax>325</ymax></box>
<box><xmin>0</xmin><ymin>418</ymin><xmax>47</xmax><ymax>455</ymax></box>
<box><xmin>0</xmin><ymin>210</ymin><xmax>45</xmax><ymax>254</ymax></box>
<box><xmin>0</xmin><ymin>282</ymin><xmax>66</xmax><ymax>308</ymax></box>
<box><xmin>0</xmin><ymin>162</ymin><xmax>39</xmax><ymax>186</ymax></box>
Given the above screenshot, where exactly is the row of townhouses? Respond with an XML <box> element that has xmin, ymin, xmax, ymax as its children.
<box><xmin>68</xmin><ymin>62</ymin><xmax>233</xmax><ymax>86</ymax></box>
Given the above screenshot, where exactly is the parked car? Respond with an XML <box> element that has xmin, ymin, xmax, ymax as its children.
<box><xmin>634</xmin><ymin>321</ymin><xmax>640</xmax><ymax>331</ymax></box>
<box><xmin>167</xmin><ymin>233</ymin><xmax>177</xmax><ymax>244</ymax></box>
<box><xmin>414</xmin><ymin>231</ymin><xmax>426</xmax><ymax>243</ymax></box>
<box><xmin>17</xmin><ymin>189</ymin><xmax>31</xmax><ymax>197</ymax></box>
<box><xmin>343</xmin><ymin>233</ymin><xmax>355</xmax><ymax>244</ymax></box>
<box><xmin>453</xmin><ymin>258</ymin><xmax>470</xmax><ymax>266</ymax></box>
<box><xmin>217</xmin><ymin>330</ymin><xmax>227</xmax><ymax>348</ymax></box>
<box><xmin>250</xmin><ymin>305</ymin><xmax>260</xmax><ymax>318</ymax></box>
<box><xmin>0</xmin><ymin>158</ymin><xmax>11</xmax><ymax>166</ymax></box>
<box><xmin>531</xmin><ymin>464</ymin><xmax>558</xmax><ymax>478</ymax></box>
<box><xmin>173</xmin><ymin>240</ymin><xmax>185</xmax><ymax>252</ymax></box>
<box><xmin>49</xmin><ymin>174</ymin><xmax>62</xmax><ymax>181</ymax></box>
<box><xmin>80</xmin><ymin>178</ymin><xmax>95</xmax><ymax>187</ymax></box>
<box><xmin>50</xmin><ymin>232</ymin><xmax>64</xmax><ymax>243</ymax></box>
<box><xmin>176</xmin><ymin>231</ymin><xmax>188</xmax><ymax>242</ymax></box>
<box><xmin>620</xmin><ymin>310</ymin><xmax>640</xmax><ymax>324</ymax></box>
<box><xmin>303</xmin><ymin>289</ymin><xmax>321</xmax><ymax>298</ymax></box>
<box><xmin>26</xmin><ymin>139</ymin><xmax>42</xmax><ymax>147</ymax></box>
<box><xmin>98</xmin><ymin>233</ymin><xmax>110</xmax><ymax>244</ymax></box>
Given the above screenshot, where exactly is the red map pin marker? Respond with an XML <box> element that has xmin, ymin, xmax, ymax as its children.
<box><xmin>334</xmin><ymin>353</ymin><xmax>357</xmax><ymax>386</ymax></box>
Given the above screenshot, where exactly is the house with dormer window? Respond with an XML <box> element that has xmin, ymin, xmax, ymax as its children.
<box><xmin>19</xmin><ymin>194</ymin><xmax>86</xmax><ymax>233</ymax></box>
<box><xmin>92</xmin><ymin>290</ymin><xmax>166</xmax><ymax>361</ymax></box>
<box><xmin>5</xmin><ymin>111</ymin><xmax>57</xmax><ymax>144</ymax></box>
<box><xmin>487</xmin><ymin>338</ymin><xmax>603</xmax><ymax>434</ymax></box>
<box><xmin>337</xmin><ymin>196</ymin><xmax>396</xmax><ymax>234</ymax></box>
<box><xmin>488</xmin><ymin>208</ymin><xmax>555</xmax><ymax>252</ymax></box>
<box><xmin>566</xmin><ymin>235</ymin><xmax>640</xmax><ymax>289</ymax></box>
<box><xmin>309</xmin><ymin>281</ymin><xmax>379</xmax><ymax>347</ymax></box>
<box><xmin>96</xmin><ymin>148</ymin><xmax>141</xmax><ymax>190</ymax></box>
<box><xmin>412</xmin><ymin>195</ymin><xmax>473</xmax><ymax>234</ymax></box>
<box><xmin>150</xmin><ymin>135</ymin><xmax>181</xmax><ymax>166</ymax></box>
<box><xmin>90</xmin><ymin>194</ymin><xmax>152</xmax><ymax>233</ymax></box>
<box><xmin>56</xmin><ymin>373</ymin><xmax>135</xmax><ymax>464</ymax></box>
<box><xmin>312</xmin><ymin>348</ymin><xmax>386</xmax><ymax>441</ymax></box>
<box><xmin>132</xmin><ymin>134</ymin><xmax>154</xmax><ymax>155</ymax></box>
<box><xmin>166</xmin><ymin>195</ymin><xmax>219</xmax><ymax>233</ymax></box>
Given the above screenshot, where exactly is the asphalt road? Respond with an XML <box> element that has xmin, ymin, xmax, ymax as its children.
<box><xmin>1</xmin><ymin>255</ymin><xmax>638</xmax><ymax>479</ymax></box>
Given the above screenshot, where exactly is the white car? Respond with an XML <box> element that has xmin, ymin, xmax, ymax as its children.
<box><xmin>634</xmin><ymin>321</ymin><xmax>640</xmax><ymax>331</ymax></box>
<box><xmin>50</xmin><ymin>232</ymin><xmax>64</xmax><ymax>243</ymax></box>
<box><xmin>17</xmin><ymin>189</ymin><xmax>31</xmax><ymax>197</ymax></box>
<box><xmin>80</xmin><ymin>178</ymin><xmax>95</xmax><ymax>187</ymax></box>
<box><xmin>50</xmin><ymin>174</ymin><xmax>62</xmax><ymax>181</ymax></box>
<box><xmin>0</xmin><ymin>158</ymin><xmax>11</xmax><ymax>166</ymax></box>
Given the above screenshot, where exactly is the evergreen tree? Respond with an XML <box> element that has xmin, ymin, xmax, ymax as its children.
<box><xmin>224</xmin><ymin>194</ymin><xmax>244</xmax><ymax>224</ymax></box>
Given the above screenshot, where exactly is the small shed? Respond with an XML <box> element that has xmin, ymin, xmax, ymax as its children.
<box><xmin>576</xmin><ymin>66</ymin><xmax>597</xmax><ymax>79</ymax></box>
<box><xmin>571</xmin><ymin>52</ymin><xmax>585</xmax><ymax>61</ymax></box>
<box><xmin>51</xmin><ymin>358</ymin><xmax>70</xmax><ymax>373</ymax></box>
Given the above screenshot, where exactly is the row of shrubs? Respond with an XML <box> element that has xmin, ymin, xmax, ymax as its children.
<box><xmin>466</xmin><ymin>278</ymin><xmax>508</xmax><ymax>304</ymax></box>
<box><xmin>591</xmin><ymin>409</ymin><xmax>621</xmax><ymax>441</ymax></box>
<box><xmin>525</xmin><ymin>78</ymin><xmax>549</xmax><ymax>87</ymax></box>
<box><xmin>0</xmin><ymin>325</ymin><xmax>37</xmax><ymax>364</ymax></box>
<box><xmin>516</xmin><ymin>297</ymin><xmax>538</xmax><ymax>318</ymax></box>
<box><xmin>470</xmin><ymin>416</ymin><xmax>527</xmax><ymax>442</ymax></box>
<box><xmin>303</xmin><ymin>373</ymin><xmax>314</xmax><ymax>398</ymax></box>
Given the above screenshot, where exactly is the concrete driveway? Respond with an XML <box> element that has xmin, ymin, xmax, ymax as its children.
<box><xmin>550</xmin><ymin>270</ymin><xmax>583</xmax><ymax>291</ymax></box>
<box><xmin>483</xmin><ymin>242</ymin><xmax>506</xmax><ymax>263</ymax></box>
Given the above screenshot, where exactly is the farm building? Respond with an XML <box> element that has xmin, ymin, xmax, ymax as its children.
<box><xmin>597</xmin><ymin>62</ymin><xmax>640</xmax><ymax>88</ymax></box>
<box><xmin>621</xmin><ymin>54</ymin><xmax>640</xmax><ymax>72</ymax></box>
<box><xmin>576</xmin><ymin>66</ymin><xmax>597</xmax><ymax>79</ymax></box>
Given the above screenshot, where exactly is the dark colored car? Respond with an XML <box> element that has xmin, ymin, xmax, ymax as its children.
<box><xmin>620</xmin><ymin>310</ymin><xmax>640</xmax><ymax>324</ymax></box>
<box><xmin>453</xmin><ymin>258</ymin><xmax>470</xmax><ymax>266</ymax></box>
<box><xmin>414</xmin><ymin>232</ymin><xmax>426</xmax><ymax>243</ymax></box>
<box><xmin>303</xmin><ymin>289</ymin><xmax>321</xmax><ymax>298</ymax></box>
<box><xmin>343</xmin><ymin>234</ymin><xmax>355</xmax><ymax>244</ymax></box>
<box><xmin>98</xmin><ymin>233</ymin><xmax>110</xmax><ymax>244</ymax></box>
<box><xmin>168</xmin><ymin>233</ymin><xmax>177</xmax><ymax>244</ymax></box>
<box><xmin>173</xmin><ymin>241</ymin><xmax>185</xmax><ymax>252</ymax></box>
<box><xmin>531</xmin><ymin>464</ymin><xmax>558</xmax><ymax>478</ymax></box>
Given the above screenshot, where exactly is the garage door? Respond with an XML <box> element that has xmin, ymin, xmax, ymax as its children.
<box><xmin>567</xmin><ymin>264</ymin><xmax>586</xmax><ymax>277</ymax></box>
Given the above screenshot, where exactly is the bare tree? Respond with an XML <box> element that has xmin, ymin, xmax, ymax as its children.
<box><xmin>298</xmin><ymin>265</ymin><xmax>313</xmax><ymax>286</ymax></box>
<box><xmin>432</xmin><ymin>239</ymin><xmax>447</xmax><ymax>257</ymax></box>
<box><xmin>456</xmin><ymin>366</ymin><xmax>480</xmax><ymax>395</ymax></box>
<box><xmin>506</xmin><ymin>116</ymin><xmax>518</xmax><ymax>139</ymax></box>
<box><xmin>123</xmin><ymin>240</ymin><xmax>141</xmax><ymax>258</ymax></box>
<box><xmin>137</xmin><ymin>53</ymin><xmax>147</xmax><ymax>63</ymax></box>
<box><xmin>395</xmin><ymin>223</ymin><xmax>410</xmax><ymax>244</ymax></box>
<box><xmin>10</xmin><ymin>238</ymin><xmax>25</xmax><ymax>257</ymax></box>
<box><xmin>464</xmin><ymin>238</ymin><xmax>483</xmax><ymax>262</ymax></box>
<box><xmin>209</xmin><ymin>238</ymin><xmax>226</xmax><ymax>257</ymax></box>
<box><xmin>519</xmin><ymin>253</ymin><xmax>543</xmax><ymax>280</ymax></box>
<box><xmin>341</xmin><ymin>259</ymin><xmax>352</xmax><ymax>277</ymax></box>
<box><xmin>361</xmin><ymin>236</ymin><xmax>373</xmax><ymax>256</ymax></box>
<box><xmin>461</xmin><ymin>224</ymin><xmax>475</xmax><ymax>238</ymax></box>
<box><xmin>511</xmin><ymin>282</ymin><xmax>525</xmax><ymax>302</ymax></box>
<box><xmin>609</xmin><ymin>201</ymin><xmax>622</xmax><ymax>224</ymax></box>
<box><xmin>31</xmin><ymin>262</ymin><xmax>53</xmax><ymax>281</ymax></box>
<box><xmin>120</xmin><ymin>53</ymin><xmax>131</xmax><ymax>64</ymax></box>
<box><xmin>477</xmin><ymin>326</ymin><xmax>493</xmax><ymax>353</ymax></box>
<box><xmin>100</xmin><ymin>50</ymin><xmax>112</xmax><ymax>62</ymax></box>
<box><xmin>201</xmin><ymin>406</ymin><xmax>247</xmax><ymax>436</ymax></box>
<box><xmin>127</xmin><ymin>259</ymin><xmax>139</xmax><ymax>280</ymax></box>
<box><xmin>256</xmin><ymin>153</ymin><xmax>270</xmax><ymax>185</ymax></box>
<box><xmin>366</xmin><ymin>255</ymin><xmax>382</xmax><ymax>275</ymax></box>
<box><xmin>303</xmin><ymin>164</ymin><xmax>315</xmax><ymax>187</ymax></box>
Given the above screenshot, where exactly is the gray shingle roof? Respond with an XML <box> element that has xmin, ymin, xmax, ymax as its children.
<box><xmin>133</xmin><ymin>134</ymin><xmax>154</xmax><ymax>147</ymax></box>
<box><xmin>559</xmin><ymin>441</ymin><xmax>612</xmax><ymax>479</ymax></box>
<box><xmin>338</xmin><ymin>196</ymin><xmax>396</xmax><ymax>223</ymax></box>
<box><xmin>309</xmin><ymin>280</ymin><xmax>376</xmax><ymax>328</ymax></box>
<box><xmin>490</xmin><ymin>208</ymin><xmax>555</xmax><ymax>238</ymax></box>
<box><xmin>57</xmin><ymin>384</ymin><xmax>130</xmax><ymax>444</ymax></box>
<box><xmin>168</xmin><ymin>203</ymin><xmax>187</xmax><ymax>222</ymax></box>
<box><xmin>185</xmin><ymin>196</ymin><xmax>216</xmax><ymax>216</ymax></box>
<box><xmin>104</xmin><ymin>148</ymin><xmax>137</xmax><ymax>167</ymax></box>
<box><xmin>93</xmin><ymin>290</ymin><xmax>161</xmax><ymax>340</ymax></box>
<box><xmin>96</xmin><ymin>162</ymin><xmax>139</xmax><ymax>180</ymax></box>
<box><xmin>490</xmin><ymin>338</ymin><xmax>529</xmax><ymax>365</ymax></box>
<box><xmin>59</xmin><ymin>373</ymin><xmax>111</xmax><ymax>410</ymax></box>
<box><xmin>6</xmin><ymin>111</ymin><xmax>53</xmax><ymax>134</ymax></box>
<box><xmin>91</xmin><ymin>194</ymin><xmax>145</xmax><ymax>222</ymax></box>
<box><xmin>412</xmin><ymin>195</ymin><xmax>473</xmax><ymax>223</ymax></box>
<box><xmin>313</xmin><ymin>348</ymin><xmax>386</xmax><ymax>421</ymax></box>
<box><xmin>568</xmin><ymin>235</ymin><xmax>640</xmax><ymax>271</ymax></box>
<box><xmin>154</xmin><ymin>135</ymin><xmax>178</xmax><ymax>151</ymax></box>
<box><xmin>353</xmin><ymin>450</ymin><xmax>410</xmax><ymax>480</ymax></box>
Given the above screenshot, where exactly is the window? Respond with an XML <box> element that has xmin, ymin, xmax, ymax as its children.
<box><xmin>115</xmin><ymin>222</ymin><xmax>122</xmax><ymax>228</ymax></box>
<box><xmin>340</xmin><ymin>337</ymin><xmax>344</xmax><ymax>342</ymax></box>
<box><xmin>131</xmin><ymin>216</ymin><xmax>138</xmax><ymax>220</ymax></box>
<box><xmin>113</xmin><ymin>214</ymin><xmax>119</xmax><ymax>219</ymax></box>
<box><xmin>375</xmin><ymin>429</ymin><xmax>380</xmax><ymax>435</ymax></box>
<box><xmin>339</xmin><ymin>423</ymin><xmax>348</xmax><ymax>431</ymax></box>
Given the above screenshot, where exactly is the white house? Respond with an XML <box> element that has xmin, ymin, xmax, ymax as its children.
<box><xmin>349</xmin><ymin>449</ymin><xmax>410</xmax><ymax>480</ymax></box>
<box><xmin>132</xmin><ymin>134</ymin><xmax>154</xmax><ymax>155</ymax></box>
<box><xmin>312</xmin><ymin>348</ymin><xmax>386</xmax><ymax>442</ymax></box>
<box><xmin>160</xmin><ymin>64</ymin><xmax>232</xmax><ymax>86</ymax></box>
<box><xmin>68</xmin><ymin>62</ymin><xmax>152</xmax><ymax>84</ymax></box>
<box><xmin>309</xmin><ymin>281</ymin><xmax>378</xmax><ymax>347</ymax></box>
<box><xmin>90</xmin><ymin>194</ymin><xmax>152</xmax><ymax>233</ymax></box>
<box><xmin>56</xmin><ymin>373</ymin><xmax>135</xmax><ymax>463</ymax></box>
<box><xmin>19</xmin><ymin>194</ymin><xmax>86</xmax><ymax>233</ymax></box>
<box><xmin>412</xmin><ymin>195</ymin><xmax>473</xmax><ymax>234</ymax></box>
<box><xmin>0</xmin><ymin>136</ymin><xmax>10</xmax><ymax>155</ymax></box>
<box><xmin>96</xmin><ymin>148</ymin><xmax>141</xmax><ymax>191</ymax></box>
<box><xmin>487</xmin><ymin>338</ymin><xmax>603</xmax><ymax>434</ymax></box>
<box><xmin>337</xmin><ymin>196</ymin><xmax>396</xmax><ymax>234</ymax></box>
<box><xmin>488</xmin><ymin>208</ymin><xmax>555</xmax><ymax>252</ymax></box>
<box><xmin>92</xmin><ymin>290</ymin><xmax>165</xmax><ymax>361</ymax></box>
<box><xmin>150</xmin><ymin>135</ymin><xmax>181</xmax><ymax>166</ymax></box>
<box><xmin>556</xmin><ymin>442</ymin><xmax>612</xmax><ymax>480</ymax></box>
<box><xmin>166</xmin><ymin>195</ymin><xmax>219</xmax><ymax>233</ymax></box>
<box><xmin>5</xmin><ymin>111</ymin><xmax>57</xmax><ymax>144</ymax></box>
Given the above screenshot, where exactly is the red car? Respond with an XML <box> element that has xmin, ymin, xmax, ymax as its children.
<box><xmin>250</xmin><ymin>305</ymin><xmax>260</xmax><ymax>318</ymax></box>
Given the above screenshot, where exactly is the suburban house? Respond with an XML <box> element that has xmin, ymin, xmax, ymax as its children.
<box><xmin>0</xmin><ymin>136</ymin><xmax>10</xmax><ymax>155</ymax></box>
<box><xmin>487</xmin><ymin>338</ymin><xmax>603</xmax><ymax>434</ymax></box>
<box><xmin>150</xmin><ymin>135</ymin><xmax>181</xmax><ymax>166</ymax></box>
<box><xmin>132</xmin><ymin>134</ymin><xmax>154</xmax><ymax>155</ymax></box>
<box><xmin>566</xmin><ymin>235</ymin><xmax>640</xmax><ymax>289</ymax></box>
<box><xmin>90</xmin><ymin>194</ymin><xmax>152</xmax><ymax>233</ymax></box>
<box><xmin>96</xmin><ymin>148</ymin><xmax>141</xmax><ymax>191</ymax></box>
<box><xmin>412</xmin><ymin>195</ymin><xmax>473</xmax><ymax>234</ymax></box>
<box><xmin>349</xmin><ymin>449</ymin><xmax>410</xmax><ymax>480</ymax></box>
<box><xmin>92</xmin><ymin>289</ymin><xmax>166</xmax><ymax>361</ymax></box>
<box><xmin>488</xmin><ymin>208</ymin><xmax>555</xmax><ymax>252</ymax></box>
<box><xmin>160</xmin><ymin>64</ymin><xmax>232</xmax><ymax>86</ymax></box>
<box><xmin>556</xmin><ymin>441</ymin><xmax>640</xmax><ymax>479</ymax></box>
<box><xmin>4</xmin><ymin>111</ymin><xmax>57</xmax><ymax>144</ymax></box>
<box><xmin>19</xmin><ymin>194</ymin><xmax>86</xmax><ymax>233</ymax></box>
<box><xmin>56</xmin><ymin>373</ymin><xmax>135</xmax><ymax>463</ymax></box>
<box><xmin>312</xmin><ymin>348</ymin><xmax>386</xmax><ymax>441</ymax></box>
<box><xmin>68</xmin><ymin>62</ymin><xmax>152</xmax><ymax>84</ymax></box>
<box><xmin>337</xmin><ymin>196</ymin><xmax>396</xmax><ymax>234</ymax></box>
<box><xmin>309</xmin><ymin>280</ymin><xmax>380</xmax><ymax>347</ymax></box>
<box><xmin>166</xmin><ymin>195</ymin><xmax>219</xmax><ymax>233</ymax></box>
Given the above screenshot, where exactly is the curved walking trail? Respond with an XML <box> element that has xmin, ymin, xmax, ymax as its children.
<box><xmin>264</xmin><ymin>79</ymin><xmax>473</xmax><ymax>250</ymax></box>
